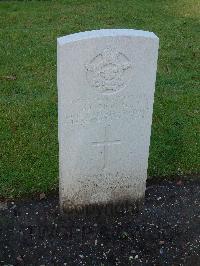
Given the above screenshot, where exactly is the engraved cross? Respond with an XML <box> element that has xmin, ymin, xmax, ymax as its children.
<box><xmin>92</xmin><ymin>127</ymin><xmax>121</xmax><ymax>170</ymax></box>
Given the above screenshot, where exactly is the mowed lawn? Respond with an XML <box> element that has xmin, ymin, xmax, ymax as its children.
<box><xmin>0</xmin><ymin>0</ymin><xmax>199</xmax><ymax>198</ymax></box>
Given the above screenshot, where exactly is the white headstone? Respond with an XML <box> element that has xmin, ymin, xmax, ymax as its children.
<box><xmin>57</xmin><ymin>29</ymin><xmax>159</xmax><ymax>213</ymax></box>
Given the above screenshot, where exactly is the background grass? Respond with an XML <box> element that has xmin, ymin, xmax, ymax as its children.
<box><xmin>0</xmin><ymin>0</ymin><xmax>199</xmax><ymax>198</ymax></box>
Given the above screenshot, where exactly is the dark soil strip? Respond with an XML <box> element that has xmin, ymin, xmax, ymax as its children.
<box><xmin>0</xmin><ymin>180</ymin><xmax>200</xmax><ymax>265</ymax></box>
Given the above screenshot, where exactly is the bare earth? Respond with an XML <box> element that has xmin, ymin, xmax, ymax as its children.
<box><xmin>0</xmin><ymin>180</ymin><xmax>200</xmax><ymax>265</ymax></box>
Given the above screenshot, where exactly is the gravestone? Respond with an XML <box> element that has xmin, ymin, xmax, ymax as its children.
<box><xmin>57</xmin><ymin>29</ymin><xmax>159</xmax><ymax>213</ymax></box>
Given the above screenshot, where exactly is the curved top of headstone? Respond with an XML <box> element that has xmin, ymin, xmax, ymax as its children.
<box><xmin>57</xmin><ymin>29</ymin><xmax>159</xmax><ymax>46</ymax></box>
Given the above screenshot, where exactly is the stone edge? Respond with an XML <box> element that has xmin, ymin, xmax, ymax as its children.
<box><xmin>57</xmin><ymin>29</ymin><xmax>159</xmax><ymax>46</ymax></box>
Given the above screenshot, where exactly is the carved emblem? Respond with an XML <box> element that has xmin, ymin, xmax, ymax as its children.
<box><xmin>85</xmin><ymin>48</ymin><xmax>132</xmax><ymax>94</ymax></box>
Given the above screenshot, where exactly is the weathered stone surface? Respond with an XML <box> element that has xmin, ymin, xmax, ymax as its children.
<box><xmin>57</xmin><ymin>29</ymin><xmax>159</xmax><ymax>212</ymax></box>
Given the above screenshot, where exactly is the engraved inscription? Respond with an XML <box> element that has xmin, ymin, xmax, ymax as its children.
<box><xmin>66</xmin><ymin>95</ymin><xmax>151</xmax><ymax>127</ymax></box>
<box><xmin>92</xmin><ymin>127</ymin><xmax>121</xmax><ymax>170</ymax></box>
<box><xmin>85</xmin><ymin>48</ymin><xmax>132</xmax><ymax>94</ymax></box>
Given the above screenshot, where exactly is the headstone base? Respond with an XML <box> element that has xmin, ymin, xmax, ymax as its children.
<box><xmin>60</xmin><ymin>196</ymin><xmax>145</xmax><ymax>217</ymax></box>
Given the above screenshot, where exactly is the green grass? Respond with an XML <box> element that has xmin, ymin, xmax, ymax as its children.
<box><xmin>0</xmin><ymin>0</ymin><xmax>199</xmax><ymax>198</ymax></box>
